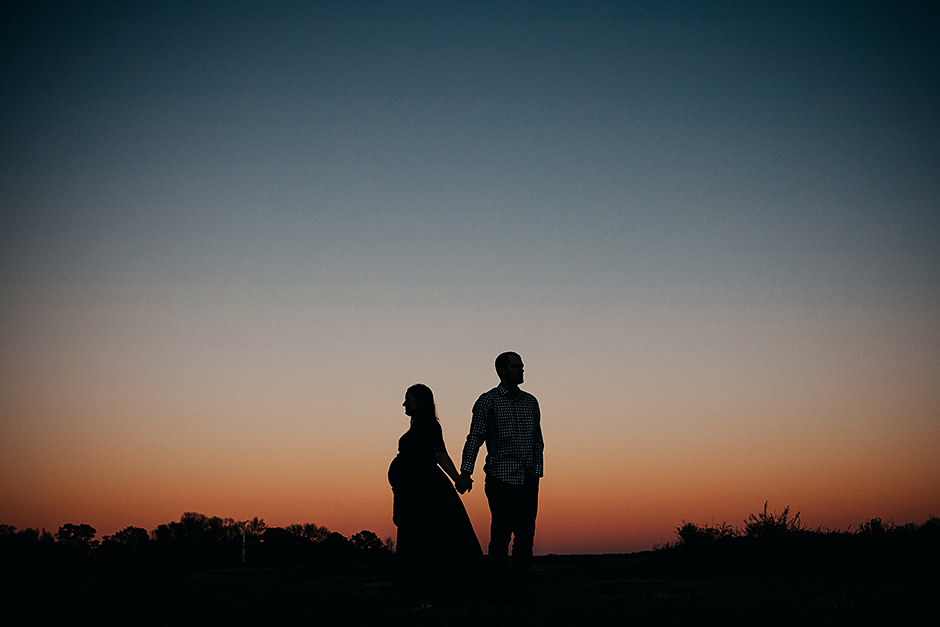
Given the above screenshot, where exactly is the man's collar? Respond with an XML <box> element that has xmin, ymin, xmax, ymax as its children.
<box><xmin>497</xmin><ymin>383</ymin><xmax>521</xmax><ymax>397</ymax></box>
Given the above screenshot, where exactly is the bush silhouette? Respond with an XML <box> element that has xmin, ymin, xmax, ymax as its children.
<box><xmin>744</xmin><ymin>502</ymin><xmax>802</xmax><ymax>540</ymax></box>
<box><xmin>670</xmin><ymin>504</ymin><xmax>940</xmax><ymax>577</ymax></box>
<box><xmin>351</xmin><ymin>530</ymin><xmax>386</xmax><ymax>552</ymax></box>
<box><xmin>676</xmin><ymin>520</ymin><xmax>737</xmax><ymax>547</ymax></box>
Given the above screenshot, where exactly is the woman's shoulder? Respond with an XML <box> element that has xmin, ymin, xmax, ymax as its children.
<box><xmin>412</xmin><ymin>419</ymin><xmax>445</xmax><ymax>447</ymax></box>
<box><xmin>413</xmin><ymin>419</ymin><xmax>443</xmax><ymax>437</ymax></box>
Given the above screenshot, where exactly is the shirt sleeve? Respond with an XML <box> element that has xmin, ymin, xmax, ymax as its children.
<box><xmin>532</xmin><ymin>396</ymin><xmax>544</xmax><ymax>476</ymax></box>
<box><xmin>460</xmin><ymin>393</ymin><xmax>490</xmax><ymax>474</ymax></box>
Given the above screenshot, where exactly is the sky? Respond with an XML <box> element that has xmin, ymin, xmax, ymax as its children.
<box><xmin>1</xmin><ymin>0</ymin><xmax>938</xmax><ymax>554</ymax></box>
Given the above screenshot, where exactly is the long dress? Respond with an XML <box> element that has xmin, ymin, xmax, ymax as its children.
<box><xmin>388</xmin><ymin>419</ymin><xmax>482</xmax><ymax>596</ymax></box>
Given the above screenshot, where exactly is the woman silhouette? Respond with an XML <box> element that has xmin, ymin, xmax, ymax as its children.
<box><xmin>388</xmin><ymin>384</ymin><xmax>482</xmax><ymax>602</ymax></box>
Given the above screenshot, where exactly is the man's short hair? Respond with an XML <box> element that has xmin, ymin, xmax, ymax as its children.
<box><xmin>495</xmin><ymin>351</ymin><xmax>520</xmax><ymax>373</ymax></box>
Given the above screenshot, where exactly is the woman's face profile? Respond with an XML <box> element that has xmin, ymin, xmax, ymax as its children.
<box><xmin>403</xmin><ymin>391</ymin><xmax>418</xmax><ymax>417</ymax></box>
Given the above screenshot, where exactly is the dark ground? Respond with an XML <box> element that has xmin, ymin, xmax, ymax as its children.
<box><xmin>5</xmin><ymin>551</ymin><xmax>936</xmax><ymax>626</ymax></box>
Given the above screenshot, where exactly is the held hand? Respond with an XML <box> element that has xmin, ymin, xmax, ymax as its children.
<box><xmin>454</xmin><ymin>472</ymin><xmax>473</xmax><ymax>494</ymax></box>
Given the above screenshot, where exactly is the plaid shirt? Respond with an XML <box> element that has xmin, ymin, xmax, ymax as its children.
<box><xmin>460</xmin><ymin>383</ymin><xmax>544</xmax><ymax>485</ymax></box>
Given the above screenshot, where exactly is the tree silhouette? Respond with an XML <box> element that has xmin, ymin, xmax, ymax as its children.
<box><xmin>152</xmin><ymin>513</ymin><xmax>243</xmax><ymax>567</ymax></box>
<box><xmin>286</xmin><ymin>522</ymin><xmax>330</xmax><ymax>543</ymax></box>
<box><xmin>351</xmin><ymin>530</ymin><xmax>385</xmax><ymax>552</ymax></box>
<box><xmin>0</xmin><ymin>525</ymin><xmax>55</xmax><ymax>565</ymax></box>
<box><xmin>246</xmin><ymin>516</ymin><xmax>267</xmax><ymax>539</ymax></box>
<box><xmin>102</xmin><ymin>526</ymin><xmax>151</xmax><ymax>548</ymax></box>
<box><xmin>319</xmin><ymin>531</ymin><xmax>353</xmax><ymax>558</ymax></box>
<box><xmin>55</xmin><ymin>523</ymin><xmax>99</xmax><ymax>553</ymax></box>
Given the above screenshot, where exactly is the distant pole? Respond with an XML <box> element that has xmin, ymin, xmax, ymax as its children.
<box><xmin>241</xmin><ymin>521</ymin><xmax>247</xmax><ymax>564</ymax></box>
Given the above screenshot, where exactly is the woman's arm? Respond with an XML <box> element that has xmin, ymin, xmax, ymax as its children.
<box><xmin>434</xmin><ymin>451</ymin><xmax>462</xmax><ymax>484</ymax></box>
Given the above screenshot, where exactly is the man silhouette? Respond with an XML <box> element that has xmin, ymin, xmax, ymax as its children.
<box><xmin>456</xmin><ymin>352</ymin><xmax>544</xmax><ymax>588</ymax></box>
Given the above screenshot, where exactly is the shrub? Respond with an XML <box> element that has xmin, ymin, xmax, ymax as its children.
<box><xmin>675</xmin><ymin>521</ymin><xmax>737</xmax><ymax>547</ymax></box>
<box><xmin>857</xmin><ymin>517</ymin><xmax>892</xmax><ymax>535</ymax></box>
<box><xmin>744</xmin><ymin>502</ymin><xmax>801</xmax><ymax>540</ymax></box>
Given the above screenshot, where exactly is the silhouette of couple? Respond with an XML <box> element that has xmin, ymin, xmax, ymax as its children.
<box><xmin>388</xmin><ymin>352</ymin><xmax>544</xmax><ymax>603</ymax></box>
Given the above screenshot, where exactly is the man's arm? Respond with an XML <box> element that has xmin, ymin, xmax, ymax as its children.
<box><xmin>457</xmin><ymin>393</ymin><xmax>491</xmax><ymax>492</ymax></box>
<box><xmin>532</xmin><ymin>396</ymin><xmax>544</xmax><ymax>476</ymax></box>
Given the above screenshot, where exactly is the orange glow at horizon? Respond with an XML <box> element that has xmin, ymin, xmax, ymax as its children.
<box><xmin>3</xmin><ymin>390</ymin><xmax>937</xmax><ymax>554</ymax></box>
<box><xmin>1</xmin><ymin>274</ymin><xmax>937</xmax><ymax>554</ymax></box>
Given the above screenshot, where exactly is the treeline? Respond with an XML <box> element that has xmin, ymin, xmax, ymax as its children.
<box><xmin>663</xmin><ymin>503</ymin><xmax>939</xmax><ymax>575</ymax></box>
<box><xmin>0</xmin><ymin>512</ymin><xmax>391</xmax><ymax>570</ymax></box>
<box><xmin>5</xmin><ymin>505</ymin><xmax>938</xmax><ymax>575</ymax></box>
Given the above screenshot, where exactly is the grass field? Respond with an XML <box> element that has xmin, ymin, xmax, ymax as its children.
<box><xmin>7</xmin><ymin>551</ymin><xmax>936</xmax><ymax>625</ymax></box>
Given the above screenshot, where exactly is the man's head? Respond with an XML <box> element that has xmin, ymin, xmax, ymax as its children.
<box><xmin>495</xmin><ymin>352</ymin><xmax>524</xmax><ymax>387</ymax></box>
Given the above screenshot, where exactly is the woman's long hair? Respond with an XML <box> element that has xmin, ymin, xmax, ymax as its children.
<box><xmin>407</xmin><ymin>383</ymin><xmax>438</xmax><ymax>427</ymax></box>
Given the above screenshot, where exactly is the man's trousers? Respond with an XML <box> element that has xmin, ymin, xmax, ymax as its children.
<box><xmin>484</xmin><ymin>472</ymin><xmax>540</xmax><ymax>576</ymax></box>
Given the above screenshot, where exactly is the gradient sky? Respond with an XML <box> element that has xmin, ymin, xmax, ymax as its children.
<box><xmin>2</xmin><ymin>0</ymin><xmax>938</xmax><ymax>554</ymax></box>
